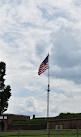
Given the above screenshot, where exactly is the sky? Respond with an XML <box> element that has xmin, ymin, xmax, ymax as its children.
<box><xmin>0</xmin><ymin>0</ymin><xmax>81</xmax><ymax>118</ymax></box>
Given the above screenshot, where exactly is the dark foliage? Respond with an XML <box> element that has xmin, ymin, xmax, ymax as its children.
<box><xmin>0</xmin><ymin>62</ymin><xmax>11</xmax><ymax>115</ymax></box>
<box><xmin>57</xmin><ymin>112</ymin><xmax>81</xmax><ymax>119</ymax></box>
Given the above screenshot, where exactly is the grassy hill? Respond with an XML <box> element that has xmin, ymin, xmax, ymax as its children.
<box><xmin>10</xmin><ymin>118</ymin><xmax>50</xmax><ymax>125</ymax></box>
<box><xmin>10</xmin><ymin>113</ymin><xmax>81</xmax><ymax>125</ymax></box>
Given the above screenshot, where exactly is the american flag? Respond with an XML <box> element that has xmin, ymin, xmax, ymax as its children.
<box><xmin>38</xmin><ymin>54</ymin><xmax>49</xmax><ymax>75</ymax></box>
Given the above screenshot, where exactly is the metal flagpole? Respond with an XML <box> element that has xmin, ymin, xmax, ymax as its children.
<box><xmin>47</xmin><ymin>54</ymin><xmax>50</xmax><ymax>117</ymax></box>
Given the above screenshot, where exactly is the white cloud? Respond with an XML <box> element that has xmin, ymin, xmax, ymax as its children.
<box><xmin>6</xmin><ymin>96</ymin><xmax>47</xmax><ymax>117</ymax></box>
<box><xmin>0</xmin><ymin>0</ymin><xmax>81</xmax><ymax>117</ymax></box>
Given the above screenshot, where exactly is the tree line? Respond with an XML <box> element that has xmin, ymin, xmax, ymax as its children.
<box><xmin>0</xmin><ymin>62</ymin><xmax>11</xmax><ymax>115</ymax></box>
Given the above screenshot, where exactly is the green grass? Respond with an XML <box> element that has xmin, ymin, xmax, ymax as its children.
<box><xmin>0</xmin><ymin>129</ymin><xmax>81</xmax><ymax>137</ymax></box>
<box><xmin>10</xmin><ymin>119</ymin><xmax>49</xmax><ymax>125</ymax></box>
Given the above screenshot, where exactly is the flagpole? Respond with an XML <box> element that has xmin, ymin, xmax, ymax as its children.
<box><xmin>47</xmin><ymin>54</ymin><xmax>50</xmax><ymax>117</ymax></box>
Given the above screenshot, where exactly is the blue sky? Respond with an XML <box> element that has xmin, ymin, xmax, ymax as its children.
<box><xmin>0</xmin><ymin>0</ymin><xmax>81</xmax><ymax>118</ymax></box>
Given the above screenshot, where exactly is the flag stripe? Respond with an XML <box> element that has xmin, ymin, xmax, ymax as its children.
<box><xmin>38</xmin><ymin>55</ymin><xmax>49</xmax><ymax>75</ymax></box>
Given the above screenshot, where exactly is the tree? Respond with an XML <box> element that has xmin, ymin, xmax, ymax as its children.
<box><xmin>0</xmin><ymin>62</ymin><xmax>11</xmax><ymax>115</ymax></box>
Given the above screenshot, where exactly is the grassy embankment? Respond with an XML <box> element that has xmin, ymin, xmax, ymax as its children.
<box><xmin>10</xmin><ymin>112</ymin><xmax>81</xmax><ymax>125</ymax></box>
<box><xmin>2</xmin><ymin>113</ymin><xmax>81</xmax><ymax>137</ymax></box>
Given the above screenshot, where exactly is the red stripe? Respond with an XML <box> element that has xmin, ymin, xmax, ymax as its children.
<box><xmin>38</xmin><ymin>62</ymin><xmax>48</xmax><ymax>75</ymax></box>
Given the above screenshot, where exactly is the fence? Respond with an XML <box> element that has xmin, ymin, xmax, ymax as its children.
<box><xmin>0</xmin><ymin>129</ymin><xmax>81</xmax><ymax>137</ymax></box>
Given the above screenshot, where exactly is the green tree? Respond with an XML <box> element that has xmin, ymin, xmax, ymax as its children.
<box><xmin>0</xmin><ymin>62</ymin><xmax>11</xmax><ymax>115</ymax></box>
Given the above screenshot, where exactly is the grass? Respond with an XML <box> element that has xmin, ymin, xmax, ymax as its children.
<box><xmin>0</xmin><ymin>129</ymin><xmax>81</xmax><ymax>137</ymax></box>
<box><xmin>10</xmin><ymin>119</ymin><xmax>49</xmax><ymax>125</ymax></box>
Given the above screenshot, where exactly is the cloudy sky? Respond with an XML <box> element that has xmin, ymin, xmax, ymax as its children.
<box><xmin>1</xmin><ymin>0</ymin><xmax>81</xmax><ymax>118</ymax></box>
